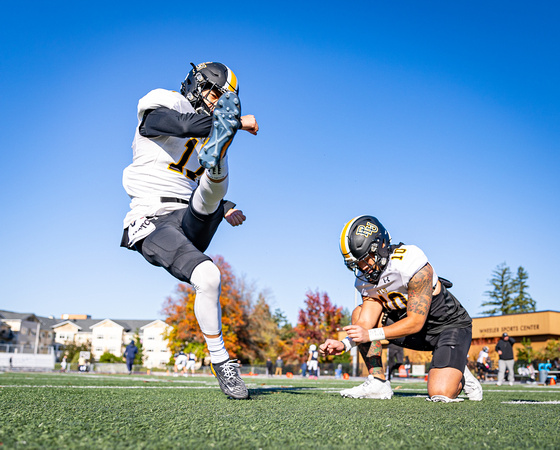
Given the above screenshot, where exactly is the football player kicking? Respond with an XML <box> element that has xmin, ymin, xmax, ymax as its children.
<box><xmin>320</xmin><ymin>215</ymin><xmax>483</xmax><ymax>403</ymax></box>
<box><xmin>121</xmin><ymin>62</ymin><xmax>258</xmax><ymax>399</ymax></box>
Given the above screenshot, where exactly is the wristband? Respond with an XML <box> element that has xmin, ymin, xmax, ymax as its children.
<box><xmin>368</xmin><ymin>328</ymin><xmax>386</xmax><ymax>341</ymax></box>
<box><xmin>341</xmin><ymin>337</ymin><xmax>356</xmax><ymax>352</ymax></box>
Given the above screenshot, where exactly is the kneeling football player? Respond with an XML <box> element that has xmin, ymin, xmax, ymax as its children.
<box><xmin>320</xmin><ymin>215</ymin><xmax>482</xmax><ymax>402</ymax></box>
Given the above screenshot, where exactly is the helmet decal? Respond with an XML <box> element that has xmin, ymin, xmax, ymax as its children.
<box><xmin>356</xmin><ymin>222</ymin><xmax>379</xmax><ymax>237</ymax></box>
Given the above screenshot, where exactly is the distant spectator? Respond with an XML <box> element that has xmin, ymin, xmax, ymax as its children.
<box><xmin>335</xmin><ymin>364</ymin><xmax>343</xmax><ymax>379</ymax></box>
<box><xmin>495</xmin><ymin>333</ymin><xmax>516</xmax><ymax>386</ymax></box>
<box><xmin>404</xmin><ymin>356</ymin><xmax>411</xmax><ymax>377</ymax></box>
<box><xmin>174</xmin><ymin>350</ymin><xmax>188</xmax><ymax>376</ymax></box>
<box><xmin>275</xmin><ymin>356</ymin><xmax>283</xmax><ymax>376</ymax></box>
<box><xmin>301</xmin><ymin>361</ymin><xmax>307</xmax><ymax>377</ymax></box>
<box><xmin>307</xmin><ymin>345</ymin><xmax>319</xmax><ymax>379</ymax></box>
<box><xmin>185</xmin><ymin>352</ymin><xmax>197</xmax><ymax>376</ymax></box>
<box><xmin>123</xmin><ymin>340</ymin><xmax>138</xmax><ymax>375</ymax></box>
<box><xmin>476</xmin><ymin>346</ymin><xmax>490</xmax><ymax>381</ymax></box>
<box><xmin>387</xmin><ymin>343</ymin><xmax>404</xmax><ymax>381</ymax></box>
<box><xmin>266</xmin><ymin>358</ymin><xmax>273</xmax><ymax>377</ymax></box>
<box><xmin>60</xmin><ymin>355</ymin><xmax>68</xmax><ymax>373</ymax></box>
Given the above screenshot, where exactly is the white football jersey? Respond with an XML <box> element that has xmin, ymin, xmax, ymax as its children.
<box><xmin>122</xmin><ymin>89</ymin><xmax>207</xmax><ymax>228</ymax></box>
<box><xmin>175</xmin><ymin>353</ymin><xmax>188</xmax><ymax>366</ymax></box>
<box><xmin>354</xmin><ymin>245</ymin><xmax>438</xmax><ymax>312</ymax></box>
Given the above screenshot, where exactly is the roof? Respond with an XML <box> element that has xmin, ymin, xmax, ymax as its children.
<box><xmin>0</xmin><ymin>310</ymin><xmax>39</xmax><ymax>321</ymax></box>
<box><xmin>2</xmin><ymin>310</ymin><xmax>159</xmax><ymax>333</ymax></box>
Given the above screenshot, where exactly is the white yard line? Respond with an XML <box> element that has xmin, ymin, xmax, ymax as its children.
<box><xmin>502</xmin><ymin>400</ymin><xmax>560</xmax><ymax>404</ymax></box>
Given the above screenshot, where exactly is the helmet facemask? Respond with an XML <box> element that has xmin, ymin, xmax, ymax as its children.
<box><xmin>346</xmin><ymin>239</ymin><xmax>390</xmax><ymax>284</ymax></box>
<box><xmin>340</xmin><ymin>215</ymin><xmax>392</xmax><ymax>284</ymax></box>
<box><xmin>181</xmin><ymin>62</ymin><xmax>238</xmax><ymax>115</ymax></box>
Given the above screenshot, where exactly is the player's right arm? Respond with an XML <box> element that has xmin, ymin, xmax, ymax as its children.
<box><xmin>320</xmin><ymin>298</ymin><xmax>383</xmax><ymax>355</ymax></box>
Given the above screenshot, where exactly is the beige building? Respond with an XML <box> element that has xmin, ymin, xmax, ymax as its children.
<box><xmin>52</xmin><ymin>316</ymin><xmax>172</xmax><ymax>368</ymax></box>
<box><xmin>470</xmin><ymin>310</ymin><xmax>560</xmax><ymax>364</ymax></box>
<box><xmin>0</xmin><ymin>310</ymin><xmax>57</xmax><ymax>354</ymax></box>
<box><xmin>140</xmin><ymin>320</ymin><xmax>174</xmax><ymax>368</ymax></box>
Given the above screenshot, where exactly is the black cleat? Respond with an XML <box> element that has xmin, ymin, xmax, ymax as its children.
<box><xmin>198</xmin><ymin>92</ymin><xmax>241</xmax><ymax>169</ymax></box>
<box><xmin>210</xmin><ymin>359</ymin><xmax>249</xmax><ymax>399</ymax></box>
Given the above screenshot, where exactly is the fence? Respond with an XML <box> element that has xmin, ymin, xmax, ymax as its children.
<box><xmin>0</xmin><ymin>343</ymin><xmax>55</xmax><ymax>354</ymax></box>
<box><xmin>0</xmin><ymin>352</ymin><xmax>55</xmax><ymax>370</ymax></box>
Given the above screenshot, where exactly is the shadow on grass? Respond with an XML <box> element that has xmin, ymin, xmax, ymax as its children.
<box><xmin>247</xmin><ymin>386</ymin><xmax>427</xmax><ymax>398</ymax></box>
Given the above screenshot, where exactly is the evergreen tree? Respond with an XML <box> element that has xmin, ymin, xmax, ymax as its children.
<box><xmin>480</xmin><ymin>262</ymin><xmax>514</xmax><ymax>315</ymax></box>
<box><xmin>481</xmin><ymin>263</ymin><xmax>536</xmax><ymax>315</ymax></box>
<box><xmin>511</xmin><ymin>266</ymin><xmax>536</xmax><ymax>313</ymax></box>
<box><xmin>133</xmin><ymin>331</ymin><xmax>144</xmax><ymax>366</ymax></box>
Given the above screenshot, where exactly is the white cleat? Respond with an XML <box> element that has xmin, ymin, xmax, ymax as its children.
<box><xmin>463</xmin><ymin>367</ymin><xmax>483</xmax><ymax>401</ymax></box>
<box><xmin>426</xmin><ymin>395</ymin><xmax>464</xmax><ymax>403</ymax></box>
<box><xmin>340</xmin><ymin>375</ymin><xmax>393</xmax><ymax>399</ymax></box>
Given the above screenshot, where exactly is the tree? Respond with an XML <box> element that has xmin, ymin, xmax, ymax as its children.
<box><xmin>99</xmin><ymin>352</ymin><xmax>121</xmax><ymax>363</ymax></box>
<box><xmin>62</xmin><ymin>341</ymin><xmax>92</xmax><ymax>364</ymax></box>
<box><xmin>481</xmin><ymin>263</ymin><xmax>514</xmax><ymax>315</ymax></box>
<box><xmin>516</xmin><ymin>337</ymin><xmax>537</xmax><ymax>363</ymax></box>
<box><xmin>132</xmin><ymin>331</ymin><xmax>144</xmax><ymax>366</ymax></box>
<box><xmin>481</xmin><ymin>263</ymin><xmax>536</xmax><ymax>315</ymax></box>
<box><xmin>287</xmin><ymin>290</ymin><xmax>344</xmax><ymax>363</ymax></box>
<box><xmin>511</xmin><ymin>266</ymin><xmax>536</xmax><ymax>313</ymax></box>
<box><xmin>161</xmin><ymin>255</ymin><xmax>282</xmax><ymax>363</ymax></box>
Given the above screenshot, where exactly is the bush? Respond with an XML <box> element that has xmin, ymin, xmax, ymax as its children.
<box><xmin>99</xmin><ymin>352</ymin><xmax>122</xmax><ymax>363</ymax></box>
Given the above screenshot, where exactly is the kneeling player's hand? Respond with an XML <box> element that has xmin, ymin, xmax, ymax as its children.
<box><xmin>225</xmin><ymin>209</ymin><xmax>246</xmax><ymax>226</ymax></box>
<box><xmin>343</xmin><ymin>325</ymin><xmax>369</xmax><ymax>343</ymax></box>
<box><xmin>319</xmin><ymin>339</ymin><xmax>345</xmax><ymax>356</ymax></box>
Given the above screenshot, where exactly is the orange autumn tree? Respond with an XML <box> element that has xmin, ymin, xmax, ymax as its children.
<box><xmin>161</xmin><ymin>255</ymin><xmax>279</xmax><ymax>362</ymax></box>
<box><xmin>286</xmin><ymin>290</ymin><xmax>344</xmax><ymax>363</ymax></box>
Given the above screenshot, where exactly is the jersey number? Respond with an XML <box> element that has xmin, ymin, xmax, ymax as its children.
<box><xmin>375</xmin><ymin>292</ymin><xmax>408</xmax><ymax>310</ymax></box>
<box><xmin>168</xmin><ymin>139</ymin><xmax>205</xmax><ymax>181</ymax></box>
<box><xmin>391</xmin><ymin>248</ymin><xmax>407</xmax><ymax>260</ymax></box>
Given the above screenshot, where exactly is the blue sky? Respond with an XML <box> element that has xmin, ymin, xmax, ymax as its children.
<box><xmin>1</xmin><ymin>1</ymin><xmax>558</xmax><ymax>325</ymax></box>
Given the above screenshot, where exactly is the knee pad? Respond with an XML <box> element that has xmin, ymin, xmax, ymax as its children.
<box><xmin>190</xmin><ymin>261</ymin><xmax>222</xmax><ymax>335</ymax></box>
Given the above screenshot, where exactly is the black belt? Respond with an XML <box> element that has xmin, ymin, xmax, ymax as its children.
<box><xmin>160</xmin><ymin>197</ymin><xmax>189</xmax><ymax>204</ymax></box>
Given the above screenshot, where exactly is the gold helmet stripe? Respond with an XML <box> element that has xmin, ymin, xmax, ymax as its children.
<box><xmin>340</xmin><ymin>216</ymin><xmax>360</xmax><ymax>259</ymax></box>
<box><xmin>227</xmin><ymin>69</ymin><xmax>238</xmax><ymax>92</ymax></box>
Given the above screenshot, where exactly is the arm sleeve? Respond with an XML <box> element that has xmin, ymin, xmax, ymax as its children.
<box><xmin>139</xmin><ymin>107</ymin><xmax>213</xmax><ymax>138</ymax></box>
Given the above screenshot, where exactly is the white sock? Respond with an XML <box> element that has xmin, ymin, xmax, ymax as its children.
<box><xmin>207</xmin><ymin>156</ymin><xmax>229</xmax><ymax>181</ymax></box>
<box><xmin>191</xmin><ymin>169</ymin><xmax>229</xmax><ymax>215</ymax></box>
<box><xmin>205</xmin><ymin>334</ymin><xmax>230</xmax><ymax>364</ymax></box>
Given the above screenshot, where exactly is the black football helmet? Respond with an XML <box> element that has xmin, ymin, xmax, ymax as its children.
<box><xmin>340</xmin><ymin>215</ymin><xmax>392</xmax><ymax>283</ymax></box>
<box><xmin>180</xmin><ymin>62</ymin><xmax>239</xmax><ymax>115</ymax></box>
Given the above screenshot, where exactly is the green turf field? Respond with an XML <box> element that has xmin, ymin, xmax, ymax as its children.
<box><xmin>1</xmin><ymin>372</ymin><xmax>559</xmax><ymax>449</ymax></box>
